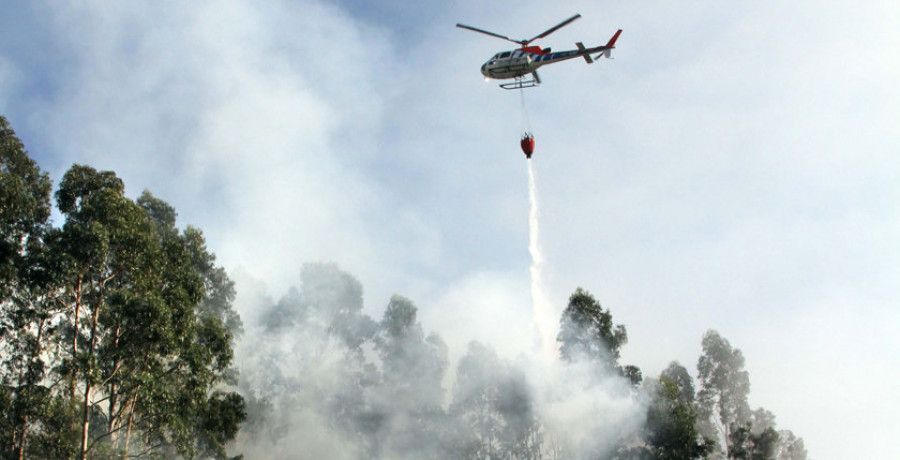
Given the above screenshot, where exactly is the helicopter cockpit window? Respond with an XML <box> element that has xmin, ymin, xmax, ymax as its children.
<box><xmin>499</xmin><ymin>51</ymin><xmax>512</xmax><ymax>58</ymax></box>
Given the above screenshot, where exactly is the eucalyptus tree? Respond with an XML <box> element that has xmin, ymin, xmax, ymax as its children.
<box><xmin>613</xmin><ymin>362</ymin><xmax>710</xmax><ymax>460</ymax></box>
<box><xmin>556</xmin><ymin>288</ymin><xmax>640</xmax><ymax>384</ymax></box>
<box><xmin>660</xmin><ymin>361</ymin><xmax>695</xmax><ymax>405</ymax></box>
<box><xmin>642</xmin><ymin>375</ymin><xmax>711</xmax><ymax>459</ymax></box>
<box><xmin>51</xmin><ymin>164</ymin><xmax>244</xmax><ymax>458</ymax></box>
<box><xmin>450</xmin><ymin>342</ymin><xmax>506</xmax><ymax>458</ymax></box>
<box><xmin>0</xmin><ymin>115</ymin><xmax>245</xmax><ymax>458</ymax></box>
<box><xmin>0</xmin><ymin>115</ymin><xmax>51</xmax><ymax>295</ymax></box>
<box><xmin>774</xmin><ymin>430</ymin><xmax>806</xmax><ymax>460</ymax></box>
<box><xmin>52</xmin><ymin>165</ymin><xmax>161</xmax><ymax>457</ymax></box>
<box><xmin>0</xmin><ymin>115</ymin><xmax>61</xmax><ymax>459</ymax></box>
<box><xmin>248</xmin><ymin>264</ymin><xmax>380</xmax><ymax>455</ymax></box>
<box><xmin>449</xmin><ymin>342</ymin><xmax>544</xmax><ymax>459</ymax></box>
<box><xmin>373</xmin><ymin>295</ymin><xmax>449</xmax><ymax>457</ymax></box>
<box><xmin>728</xmin><ymin>420</ymin><xmax>778</xmax><ymax>460</ymax></box>
<box><xmin>696</xmin><ymin>330</ymin><xmax>752</xmax><ymax>458</ymax></box>
<box><xmin>97</xmin><ymin>189</ymin><xmax>245</xmax><ymax>459</ymax></box>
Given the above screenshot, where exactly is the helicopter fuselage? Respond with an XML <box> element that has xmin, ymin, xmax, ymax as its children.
<box><xmin>480</xmin><ymin>42</ymin><xmax>613</xmax><ymax>80</ymax></box>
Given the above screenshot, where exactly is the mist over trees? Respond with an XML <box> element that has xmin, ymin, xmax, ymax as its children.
<box><xmin>236</xmin><ymin>273</ymin><xmax>806</xmax><ymax>459</ymax></box>
<box><xmin>1</xmin><ymin>114</ymin><xmax>806</xmax><ymax>459</ymax></box>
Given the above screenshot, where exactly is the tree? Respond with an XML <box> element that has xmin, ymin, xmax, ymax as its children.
<box><xmin>696</xmin><ymin>330</ymin><xmax>752</xmax><ymax>458</ymax></box>
<box><xmin>660</xmin><ymin>361</ymin><xmax>695</xmax><ymax>405</ymax></box>
<box><xmin>110</xmin><ymin>189</ymin><xmax>245</xmax><ymax>459</ymax></box>
<box><xmin>248</xmin><ymin>264</ymin><xmax>383</xmax><ymax>456</ymax></box>
<box><xmin>374</xmin><ymin>295</ymin><xmax>449</xmax><ymax>457</ymax></box>
<box><xmin>451</xmin><ymin>342</ymin><xmax>505</xmax><ymax>458</ymax></box>
<box><xmin>0</xmin><ymin>115</ymin><xmax>51</xmax><ymax>296</ymax></box>
<box><xmin>729</xmin><ymin>409</ymin><xmax>809</xmax><ymax>460</ymax></box>
<box><xmin>299</xmin><ymin>262</ymin><xmax>375</xmax><ymax>353</ymax></box>
<box><xmin>376</xmin><ymin>295</ymin><xmax>447</xmax><ymax>410</ymax></box>
<box><xmin>52</xmin><ymin>164</ymin><xmax>164</xmax><ymax>457</ymax></box>
<box><xmin>643</xmin><ymin>376</ymin><xmax>712</xmax><ymax>460</ymax></box>
<box><xmin>492</xmin><ymin>366</ymin><xmax>543</xmax><ymax>459</ymax></box>
<box><xmin>728</xmin><ymin>419</ymin><xmax>778</xmax><ymax>460</ymax></box>
<box><xmin>646</xmin><ymin>362</ymin><xmax>711</xmax><ymax>459</ymax></box>
<box><xmin>0</xmin><ymin>123</ymin><xmax>246</xmax><ymax>459</ymax></box>
<box><xmin>0</xmin><ymin>116</ymin><xmax>66</xmax><ymax>460</ymax></box>
<box><xmin>616</xmin><ymin>363</ymin><xmax>710</xmax><ymax>460</ymax></box>
<box><xmin>557</xmin><ymin>288</ymin><xmax>640</xmax><ymax>384</ymax></box>
<box><xmin>774</xmin><ymin>430</ymin><xmax>806</xmax><ymax>460</ymax></box>
<box><xmin>450</xmin><ymin>342</ymin><xmax>543</xmax><ymax>459</ymax></box>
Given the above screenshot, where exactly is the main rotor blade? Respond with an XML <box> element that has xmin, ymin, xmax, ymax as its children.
<box><xmin>525</xmin><ymin>13</ymin><xmax>582</xmax><ymax>44</ymax></box>
<box><xmin>456</xmin><ymin>23</ymin><xmax>524</xmax><ymax>45</ymax></box>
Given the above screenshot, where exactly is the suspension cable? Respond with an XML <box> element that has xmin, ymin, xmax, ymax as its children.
<box><xmin>520</xmin><ymin>87</ymin><xmax>533</xmax><ymax>136</ymax></box>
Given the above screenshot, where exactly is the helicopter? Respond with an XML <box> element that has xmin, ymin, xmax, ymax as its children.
<box><xmin>456</xmin><ymin>14</ymin><xmax>621</xmax><ymax>90</ymax></box>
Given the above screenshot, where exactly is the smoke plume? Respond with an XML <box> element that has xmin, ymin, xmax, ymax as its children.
<box><xmin>231</xmin><ymin>263</ymin><xmax>645</xmax><ymax>459</ymax></box>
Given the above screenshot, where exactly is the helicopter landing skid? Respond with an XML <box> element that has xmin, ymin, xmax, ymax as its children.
<box><xmin>500</xmin><ymin>74</ymin><xmax>541</xmax><ymax>90</ymax></box>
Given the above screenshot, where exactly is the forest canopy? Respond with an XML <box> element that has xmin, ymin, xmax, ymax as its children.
<box><xmin>1</xmin><ymin>115</ymin><xmax>805</xmax><ymax>459</ymax></box>
<box><xmin>1</xmin><ymin>116</ymin><xmax>245</xmax><ymax>459</ymax></box>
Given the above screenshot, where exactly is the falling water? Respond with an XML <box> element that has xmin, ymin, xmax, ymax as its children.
<box><xmin>527</xmin><ymin>161</ymin><xmax>557</xmax><ymax>361</ymax></box>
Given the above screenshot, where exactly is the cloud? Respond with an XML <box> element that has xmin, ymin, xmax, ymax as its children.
<box><xmin>0</xmin><ymin>57</ymin><xmax>22</xmax><ymax>109</ymax></box>
<box><xmin>16</xmin><ymin>0</ymin><xmax>429</xmax><ymax>297</ymax></box>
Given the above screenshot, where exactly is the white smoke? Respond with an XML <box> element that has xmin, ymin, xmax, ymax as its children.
<box><xmin>231</xmin><ymin>263</ymin><xmax>648</xmax><ymax>459</ymax></box>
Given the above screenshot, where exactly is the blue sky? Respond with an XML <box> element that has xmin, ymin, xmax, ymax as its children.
<box><xmin>2</xmin><ymin>1</ymin><xmax>898</xmax><ymax>457</ymax></box>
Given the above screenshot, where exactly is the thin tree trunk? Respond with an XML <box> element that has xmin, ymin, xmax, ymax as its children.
<box><xmin>79</xmin><ymin>288</ymin><xmax>103</xmax><ymax>460</ymax></box>
<box><xmin>123</xmin><ymin>392</ymin><xmax>139</xmax><ymax>459</ymax></box>
<box><xmin>15</xmin><ymin>315</ymin><xmax>48</xmax><ymax>460</ymax></box>
<box><xmin>71</xmin><ymin>275</ymin><xmax>83</xmax><ymax>400</ymax></box>
<box><xmin>78</xmin><ymin>379</ymin><xmax>91</xmax><ymax>460</ymax></box>
<box><xmin>107</xmin><ymin>320</ymin><xmax>122</xmax><ymax>446</ymax></box>
<box><xmin>107</xmin><ymin>382</ymin><xmax>117</xmax><ymax>447</ymax></box>
<box><xmin>16</xmin><ymin>417</ymin><xmax>27</xmax><ymax>460</ymax></box>
<box><xmin>79</xmin><ymin>371</ymin><xmax>93</xmax><ymax>459</ymax></box>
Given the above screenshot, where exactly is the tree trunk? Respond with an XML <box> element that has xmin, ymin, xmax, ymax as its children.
<box><xmin>80</xmin><ymin>383</ymin><xmax>91</xmax><ymax>460</ymax></box>
<box><xmin>15</xmin><ymin>315</ymin><xmax>48</xmax><ymax>460</ymax></box>
<box><xmin>123</xmin><ymin>392</ymin><xmax>139</xmax><ymax>459</ymax></box>
<box><xmin>70</xmin><ymin>275</ymin><xmax>83</xmax><ymax>400</ymax></box>
<box><xmin>16</xmin><ymin>418</ymin><xmax>27</xmax><ymax>460</ymax></box>
<box><xmin>107</xmin><ymin>321</ymin><xmax>122</xmax><ymax>446</ymax></box>
<box><xmin>79</xmin><ymin>288</ymin><xmax>103</xmax><ymax>460</ymax></box>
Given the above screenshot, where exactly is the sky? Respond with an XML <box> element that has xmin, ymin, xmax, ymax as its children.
<box><xmin>2</xmin><ymin>0</ymin><xmax>898</xmax><ymax>457</ymax></box>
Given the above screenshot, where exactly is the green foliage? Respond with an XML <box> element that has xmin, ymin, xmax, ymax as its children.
<box><xmin>644</xmin><ymin>377</ymin><xmax>712</xmax><ymax>459</ymax></box>
<box><xmin>196</xmin><ymin>391</ymin><xmax>247</xmax><ymax>459</ymax></box>
<box><xmin>0</xmin><ymin>115</ymin><xmax>52</xmax><ymax>297</ymax></box>
<box><xmin>557</xmin><ymin>288</ymin><xmax>626</xmax><ymax>366</ymax></box>
<box><xmin>0</xmin><ymin>117</ymin><xmax>245</xmax><ymax>459</ymax></box>
<box><xmin>242</xmin><ymin>280</ymin><xmax>808</xmax><ymax>459</ymax></box>
<box><xmin>450</xmin><ymin>342</ymin><xmax>542</xmax><ymax>459</ymax></box>
<box><xmin>0</xmin><ymin>115</ymin><xmax>813</xmax><ymax>458</ymax></box>
<box><xmin>0</xmin><ymin>116</ymin><xmax>63</xmax><ymax>460</ymax></box>
<box><xmin>696</xmin><ymin>329</ymin><xmax>752</xmax><ymax>455</ymax></box>
<box><xmin>728</xmin><ymin>423</ymin><xmax>778</xmax><ymax>460</ymax></box>
<box><xmin>775</xmin><ymin>429</ymin><xmax>807</xmax><ymax>460</ymax></box>
<box><xmin>375</xmin><ymin>296</ymin><xmax>448</xmax><ymax>420</ymax></box>
<box><xmin>661</xmin><ymin>361</ymin><xmax>695</xmax><ymax>404</ymax></box>
<box><xmin>557</xmin><ymin>288</ymin><xmax>640</xmax><ymax>384</ymax></box>
<box><xmin>615</xmin><ymin>362</ymin><xmax>711</xmax><ymax>460</ymax></box>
